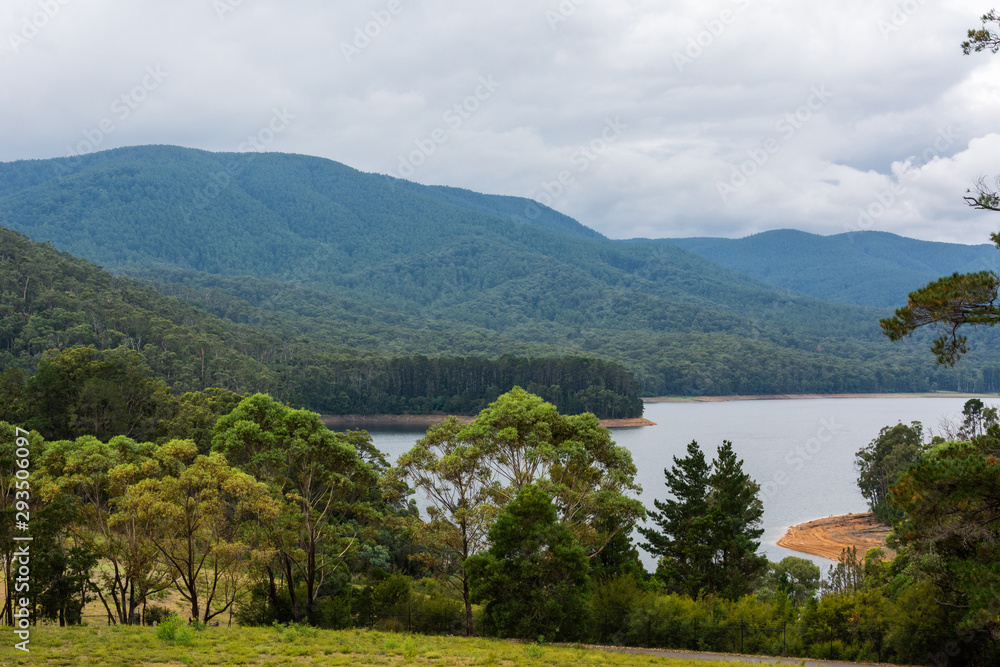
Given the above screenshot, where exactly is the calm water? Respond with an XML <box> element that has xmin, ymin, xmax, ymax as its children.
<box><xmin>368</xmin><ymin>397</ymin><xmax>984</xmax><ymax>570</ymax></box>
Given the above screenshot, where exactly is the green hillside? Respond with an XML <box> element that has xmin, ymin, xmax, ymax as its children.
<box><xmin>661</xmin><ymin>229</ymin><xmax>1000</xmax><ymax>308</ymax></box>
<box><xmin>2</xmin><ymin>145</ymin><xmax>999</xmax><ymax>395</ymax></box>
<box><xmin>0</xmin><ymin>226</ymin><xmax>643</xmax><ymax>418</ymax></box>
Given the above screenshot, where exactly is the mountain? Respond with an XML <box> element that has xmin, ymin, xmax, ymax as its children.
<box><xmin>2</xmin><ymin>145</ymin><xmax>999</xmax><ymax>396</ymax></box>
<box><xmin>0</xmin><ymin>226</ymin><xmax>644</xmax><ymax>418</ymax></box>
<box><xmin>659</xmin><ymin>229</ymin><xmax>1000</xmax><ymax>308</ymax></box>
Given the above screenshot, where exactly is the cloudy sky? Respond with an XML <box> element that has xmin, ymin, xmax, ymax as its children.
<box><xmin>2</xmin><ymin>0</ymin><xmax>999</xmax><ymax>244</ymax></box>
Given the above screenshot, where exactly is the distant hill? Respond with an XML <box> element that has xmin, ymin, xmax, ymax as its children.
<box><xmin>659</xmin><ymin>229</ymin><xmax>1000</xmax><ymax>308</ymax></box>
<box><xmin>2</xmin><ymin>145</ymin><xmax>999</xmax><ymax>396</ymax></box>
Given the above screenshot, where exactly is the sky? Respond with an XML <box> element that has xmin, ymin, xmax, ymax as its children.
<box><xmin>2</xmin><ymin>0</ymin><xmax>999</xmax><ymax>244</ymax></box>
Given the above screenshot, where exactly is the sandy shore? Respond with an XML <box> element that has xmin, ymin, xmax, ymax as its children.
<box><xmin>777</xmin><ymin>512</ymin><xmax>893</xmax><ymax>561</ymax></box>
<box><xmin>646</xmin><ymin>392</ymin><xmax>994</xmax><ymax>403</ymax></box>
<box><xmin>321</xmin><ymin>415</ymin><xmax>656</xmax><ymax>429</ymax></box>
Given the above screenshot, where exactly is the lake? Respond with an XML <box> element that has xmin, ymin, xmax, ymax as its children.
<box><xmin>367</xmin><ymin>396</ymin><xmax>987</xmax><ymax>571</ymax></box>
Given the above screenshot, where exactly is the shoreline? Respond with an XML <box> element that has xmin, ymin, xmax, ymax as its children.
<box><xmin>645</xmin><ymin>391</ymin><xmax>995</xmax><ymax>403</ymax></box>
<box><xmin>321</xmin><ymin>414</ymin><xmax>656</xmax><ymax>429</ymax></box>
<box><xmin>777</xmin><ymin>512</ymin><xmax>893</xmax><ymax>562</ymax></box>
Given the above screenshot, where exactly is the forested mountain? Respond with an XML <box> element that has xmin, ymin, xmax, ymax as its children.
<box><xmin>0</xmin><ymin>227</ymin><xmax>643</xmax><ymax>417</ymax></box>
<box><xmin>660</xmin><ymin>229</ymin><xmax>1000</xmax><ymax>308</ymax></box>
<box><xmin>2</xmin><ymin>145</ymin><xmax>1000</xmax><ymax>396</ymax></box>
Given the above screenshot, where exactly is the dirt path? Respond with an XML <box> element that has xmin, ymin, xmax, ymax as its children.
<box><xmin>567</xmin><ymin>643</ymin><xmax>904</xmax><ymax>666</ymax></box>
<box><xmin>777</xmin><ymin>513</ymin><xmax>893</xmax><ymax>561</ymax></box>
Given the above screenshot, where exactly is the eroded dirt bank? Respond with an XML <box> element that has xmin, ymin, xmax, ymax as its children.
<box><xmin>777</xmin><ymin>512</ymin><xmax>893</xmax><ymax>561</ymax></box>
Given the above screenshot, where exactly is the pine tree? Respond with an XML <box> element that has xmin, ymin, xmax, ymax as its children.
<box><xmin>707</xmin><ymin>440</ymin><xmax>767</xmax><ymax>599</ymax></box>
<box><xmin>640</xmin><ymin>439</ymin><xmax>767</xmax><ymax>599</ymax></box>
<box><xmin>638</xmin><ymin>440</ymin><xmax>713</xmax><ymax>597</ymax></box>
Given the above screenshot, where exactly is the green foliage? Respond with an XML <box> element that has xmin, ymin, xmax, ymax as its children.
<box><xmin>640</xmin><ymin>440</ymin><xmax>766</xmax><ymax>600</ymax></box>
<box><xmin>962</xmin><ymin>10</ymin><xmax>1000</xmax><ymax>54</ymax></box>
<box><xmin>466</xmin><ymin>484</ymin><xmax>591</xmax><ymax>641</ymax></box>
<box><xmin>890</xmin><ymin>431</ymin><xmax>1000</xmax><ymax>651</ymax></box>
<box><xmin>759</xmin><ymin>557</ymin><xmax>821</xmax><ymax>607</ymax></box>
<box><xmin>456</xmin><ymin>387</ymin><xmax>644</xmax><ymax>555</ymax></box>
<box><xmin>855</xmin><ymin>421</ymin><xmax>926</xmax><ymax>523</ymax></box>
<box><xmin>155</xmin><ymin>613</ymin><xmax>194</xmax><ymax>644</ymax></box>
<box><xmin>664</xmin><ymin>229</ymin><xmax>1000</xmax><ymax>308</ymax></box>
<box><xmin>639</xmin><ymin>440</ymin><xmax>712</xmax><ymax>597</ymax></box>
<box><xmin>3</xmin><ymin>147</ymin><xmax>996</xmax><ymax>401</ymax></box>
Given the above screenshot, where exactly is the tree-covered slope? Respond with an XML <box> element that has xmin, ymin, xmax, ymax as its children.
<box><xmin>0</xmin><ymin>227</ymin><xmax>645</xmax><ymax>417</ymax></box>
<box><xmin>660</xmin><ymin>229</ymin><xmax>1000</xmax><ymax>308</ymax></box>
<box><xmin>4</xmin><ymin>145</ymin><xmax>1000</xmax><ymax>396</ymax></box>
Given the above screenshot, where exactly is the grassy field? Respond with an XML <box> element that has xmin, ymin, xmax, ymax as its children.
<box><xmin>0</xmin><ymin>625</ymin><xmax>749</xmax><ymax>667</ymax></box>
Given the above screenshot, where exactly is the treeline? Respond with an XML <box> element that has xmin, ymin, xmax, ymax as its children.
<box><xmin>290</xmin><ymin>355</ymin><xmax>642</xmax><ymax>417</ymax></box>
<box><xmin>0</xmin><ymin>226</ymin><xmax>641</xmax><ymax>418</ymax></box>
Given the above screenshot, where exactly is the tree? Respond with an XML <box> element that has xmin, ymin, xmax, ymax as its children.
<box><xmin>855</xmin><ymin>422</ymin><xmax>926</xmax><ymax>523</ymax></box>
<box><xmin>767</xmin><ymin>556</ymin><xmax>821</xmax><ymax>606</ymax></box>
<box><xmin>116</xmin><ymin>451</ymin><xmax>280</xmax><ymax>623</ymax></box>
<box><xmin>456</xmin><ymin>387</ymin><xmax>645</xmax><ymax>557</ymax></box>
<box><xmin>465</xmin><ymin>484</ymin><xmax>591</xmax><ymax>641</ymax></box>
<box><xmin>889</xmin><ymin>433</ymin><xmax>1000</xmax><ymax>651</ymax></box>
<box><xmin>36</xmin><ymin>434</ymin><xmax>186</xmax><ymax>625</ymax></box>
<box><xmin>211</xmin><ymin>393</ymin><xmax>378</xmax><ymax>623</ymax></box>
<box><xmin>708</xmin><ymin>440</ymin><xmax>767</xmax><ymax>599</ymax></box>
<box><xmin>394</xmin><ymin>416</ymin><xmax>494</xmax><ymax>636</ymax></box>
<box><xmin>637</xmin><ymin>440</ymin><xmax>713</xmax><ymax>597</ymax></box>
<box><xmin>882</xmin><ymin>12</ymin><xmax>1000</xmax><ymax>360</ymax></box>
<box><xmin>23</xmin><ymin>347</ymin><xmax>174</xmax><ymax>442</ymax></box>
<box><xmin>640</xmin><ymin>440</ymin><xmax>766</xmax><ymax>599</ymax></box>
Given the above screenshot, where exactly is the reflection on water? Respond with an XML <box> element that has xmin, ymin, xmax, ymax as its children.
<box><xmin>363</xmin><ymin>396</ymin><xmax>982</xmax><ymax>570</ymax></box>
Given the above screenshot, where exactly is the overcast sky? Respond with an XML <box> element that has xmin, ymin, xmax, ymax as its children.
<box><xmin>2</xmin><ymin>0</ymin><xmax>999</xmax><ymax>244</ymax></box>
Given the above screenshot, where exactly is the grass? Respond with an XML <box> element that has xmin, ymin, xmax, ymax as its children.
<box><xmin>0</xmin><ymin>625</ymin><xmax>746</xmax><ymax>666</ymax></box>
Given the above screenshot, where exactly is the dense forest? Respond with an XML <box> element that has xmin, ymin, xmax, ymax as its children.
<box><xmin>0</xmin><ymin>227</ymin><xmax>641</xmax><ymax>418</ymax></box>
<box><xmin>4</xmin><ymin>145</ymin><xmax>1000</xmax><ymax>397</ymax></box>
<box><xmin>663</xmin><ymin>229</ymin><xmax>1000</xmax><ymax>308</ymax></box>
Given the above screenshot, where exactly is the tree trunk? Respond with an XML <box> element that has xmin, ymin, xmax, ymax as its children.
<box><xmin>463</xmin><ymin>576</ymin><xmax>473</xmax><ymax>636</ymax></box>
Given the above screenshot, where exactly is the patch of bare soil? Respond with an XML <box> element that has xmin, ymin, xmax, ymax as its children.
<box><xmin>777</xmin><ymin>512</ymin><xmax>894</xmax><ymax>561</ymax></box>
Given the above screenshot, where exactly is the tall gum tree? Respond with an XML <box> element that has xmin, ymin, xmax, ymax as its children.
<box><xmin>211</xmin><ymin>393</ymin><xmax>378</xmax><ymax>623</ymax></box>
<box><xmin>394</xmin><ymin>416</ymin><xmax>495</xmax><ymax>636</ymax></box>
<box><xmin>116</xmin><ymin>451</ymin><xmax>279</xmax><ymax>623</ymax></box>
<box><xmin>455</xmin><ymin>387</ymin><xmax>644</xmax><ymax>557</ymax></box>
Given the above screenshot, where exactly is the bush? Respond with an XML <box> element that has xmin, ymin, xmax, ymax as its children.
<box><xmin>144</xmin><ymin>605</ymin><xmax>171</xmax><ymax>626</ymax></box>
<box><xmin>155</xmin><ymin>614</ymin><xmax>194</xmax><ymax>644</ymax></box>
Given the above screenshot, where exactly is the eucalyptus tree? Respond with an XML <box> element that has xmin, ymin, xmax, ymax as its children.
<box><xmin>36</xmin><ymin>435</ymin><xmax>190</xmax><ymax>625</ymax></box>
<box><xmin>395</xmin><ymin>416</ymin><xmax>495</xmax><ymax>636</ymax></box>
<box><xmin>116</xmin><ymin>451</ymin><xmax>279</xmax><ymax>623</ymax></box>
<box><xmin>211</xmin><ymin>393</ymin><xmax>379</xmax><ymax>623</ymax></box>
<box><xmin>455</xmin><ymin>387</ymin><xmax>645</xmax><ymax>557</ymax></box>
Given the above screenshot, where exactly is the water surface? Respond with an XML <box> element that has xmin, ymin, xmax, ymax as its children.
<box><xmin>367</xmin><ymin>396</ymin><xmax>983</xmax><ymax>570</ymax></box>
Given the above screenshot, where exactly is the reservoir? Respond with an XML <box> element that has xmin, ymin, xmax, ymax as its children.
<box><xmin>367</xmin><ymin>396</ymin><xmax>987</xmax><ymax>570</ymax></box>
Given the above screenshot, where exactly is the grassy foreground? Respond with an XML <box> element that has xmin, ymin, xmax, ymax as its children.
<box><xmin>0</xmin><ymin>625</ymin><xmax>742</xmax><ymax>667</ymax></box>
